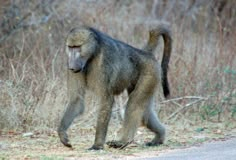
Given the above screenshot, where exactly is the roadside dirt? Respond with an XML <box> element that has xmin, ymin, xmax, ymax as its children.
<box><xmin>1</xmin><ymin>123</ymin><xmax>235</xmax><ymax>160</ymax></box>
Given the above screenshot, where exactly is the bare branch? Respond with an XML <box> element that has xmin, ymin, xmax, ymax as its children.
<box><xmin>161</xmin><ymin>96</ymin><xmax>209</xmax><ymax>104</ymax></box>
<box><xmin>164</xmin><ymin>96</ymin><xmax>210</xmax><ymax>120</ymax></box>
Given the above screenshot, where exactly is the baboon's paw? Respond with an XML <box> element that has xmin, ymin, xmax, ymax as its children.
<box><xmin>60</xmin><ymin>138</ymin><xmax>72</xmax><ymax>148</ymax></box>
<box><xmin>88</xmin><ymin>145</ymin><xmax>104</xmax><ymax>150</ymax></box>
<box><xmin>107</xmin><ymin>140</ymin><xmax>131</xmax><ymax>149</ymax></box>
<box><xmin>145</xmin><ymin>141</ymin><xmax>163</xmax><ymax>147</ymax></box>
<box><xmin>58</xmin><ymin>131</ymin><xmax>72</xmax><ymax>148</ymax></box>
<box><xmin>63</xmin><ymin>142</ymin><xmax>72</xmax><ymax>148</ymax></box>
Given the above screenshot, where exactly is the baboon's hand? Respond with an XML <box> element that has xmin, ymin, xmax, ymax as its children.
<box><xmin>106</xmin><ymin>140</ymin><xmax>132</xmax><ymax>149</ymax></box>
<box><xmin>58</xmin><ymin>131</ymin><xmax>72</xmax><ymax>148</ymax></box>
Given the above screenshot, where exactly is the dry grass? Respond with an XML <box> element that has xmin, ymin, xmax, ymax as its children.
<box><xmin>0</xmin><ymin>0</ymin><xmax>235</xmax><ymax>134</ymax></box>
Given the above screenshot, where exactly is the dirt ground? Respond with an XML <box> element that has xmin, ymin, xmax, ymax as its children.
<box><xmin>1</xmin><ymin>122</ymin><xmax>236</xmax><ymax>160</ymax></box>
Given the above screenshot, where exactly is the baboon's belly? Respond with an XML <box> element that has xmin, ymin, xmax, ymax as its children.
<box><xmin>110</xmin><ymin>68</ymin><xmax>137</xmax><ymax>95</ymax></box>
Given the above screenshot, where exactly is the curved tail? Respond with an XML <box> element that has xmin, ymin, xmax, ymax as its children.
<box><xmin>144</xmin><ymin>25</ymin><xmax>172</xmax><ymax>98</ymax></box>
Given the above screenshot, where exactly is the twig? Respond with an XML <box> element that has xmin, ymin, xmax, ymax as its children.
<box><xmin>161</xmin><ymin>96</ymin><xmax>208</xmax><ymax>104</ymax></box>
<box><xmin>119</xmin><ymin>140</ymin><xmax>133</xmax><ymax>150</ymax></box>
<box><xmin>51</xmin><ymin>49</ymin><xmax>60</xmax><ymax>80</ymax></box>
<box><xmin>165</xmin><ymin>96</ymin><xmax>209</xmax><ymax>120</ymax></box>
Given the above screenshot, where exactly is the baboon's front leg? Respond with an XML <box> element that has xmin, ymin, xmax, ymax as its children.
<box><xmin>58</xmin><ymin>71</ymin><xmax>85</xmax><ymax>148</ymax></box>
<box><xmin>58</xmin><ymin>98</ymin><xmax>84</xmax><ymax>147</ymax></box>
<box><xmin>89</xmin><ymin>95</ymin><xmax>114</xmax><ymax>150</ymax></box>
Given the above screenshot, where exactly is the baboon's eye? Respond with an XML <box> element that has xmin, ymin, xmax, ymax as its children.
<box><xmin>68</xmin><ymin>45</ymin><xmax>81</xmax><ymax>49</ymax></box>
<box><xmin>68</xmin><ymin>46</ymin><xmax>81</xmax><ymax>52</ymax></box>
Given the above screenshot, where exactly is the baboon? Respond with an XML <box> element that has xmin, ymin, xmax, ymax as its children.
<box><xmin>58</xmin><ymin>25</ymin><xmax>172</xmax><ymax>150</ymax></box>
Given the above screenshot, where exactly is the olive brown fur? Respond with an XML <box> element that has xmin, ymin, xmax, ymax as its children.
<box><xmin>58</xmin><ymin>25</ymin><xmax>172</xmax><ymax>150</ymax></box>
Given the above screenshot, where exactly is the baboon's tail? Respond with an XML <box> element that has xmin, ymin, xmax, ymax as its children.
<box><xmin>143</xmin><ymin>25</ymin><xmax>172</xmax><ymax>98</ymax></box>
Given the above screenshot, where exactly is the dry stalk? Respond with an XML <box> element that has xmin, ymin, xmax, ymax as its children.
<box><xmin>161</xmin><ymin>96</ymin><xmax>210</xmax><ymax>120</ymax></box>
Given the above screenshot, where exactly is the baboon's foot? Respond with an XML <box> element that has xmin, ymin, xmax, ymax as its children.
<box><xmin>107</xmin><ymin>140</ymin><xmax>132</xmax><ymax>149</ymax></box>
<box><xmin>88</xmin><ymin>144</ymin><xmax>104</xmax><ymax>150</ymax></box>
<box><xmin>58</xmin><ymin>131</ymin><xmax>72</xmax><ymax>148</ymax></box>
<box><xmin>145</xmin><ymin>140</ymin><xmax>163</xmax><ymax>147</ymax></box>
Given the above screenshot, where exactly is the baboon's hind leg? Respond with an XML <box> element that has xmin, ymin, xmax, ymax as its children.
<box><xmin>142</xmin><ymin>100</ymin><xmax>166</xmax><ymax>146</ymax></box>
<box><xmin>107</xmin><ymin>74</ymin><xmax>157</xmax><ymax>148</ymax></box>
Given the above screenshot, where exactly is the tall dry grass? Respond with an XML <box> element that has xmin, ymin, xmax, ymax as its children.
<box><xmin>0</xmin><ymin>0</ymin><xmax>235</xmax><ymax>131</ymax></box>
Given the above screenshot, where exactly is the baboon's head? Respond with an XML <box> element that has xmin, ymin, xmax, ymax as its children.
<box><xmin>66</xmin><ymin>27</ymin><xmax>98</xmax><ymax>73</ymax></box>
